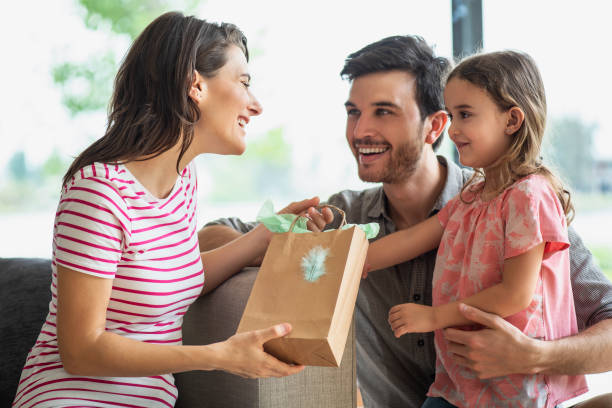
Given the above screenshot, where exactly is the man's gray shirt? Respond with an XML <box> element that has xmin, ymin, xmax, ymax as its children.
<box><xmin>206</xmin><ymin>156</ymin><xmax>612</xmax><ymax>408</ymax></box>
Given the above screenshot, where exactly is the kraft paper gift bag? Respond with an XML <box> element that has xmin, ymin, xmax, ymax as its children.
<box><xmin>236</xmin><ymin>202</ymin><xmax>378</xmax><ymax>367</ymax></box>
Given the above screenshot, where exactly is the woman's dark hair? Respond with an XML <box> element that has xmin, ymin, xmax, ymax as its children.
<box><xmin>340</xmin><ymin>35</ymin><xmax>451</xmax><ymax>151</ymax></box>
<box><xmin>62</xmin><ymin>11</ymin><xmax>248</xmax><ymax>186</ymax></box>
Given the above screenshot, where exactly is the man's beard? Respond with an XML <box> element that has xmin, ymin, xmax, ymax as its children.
<box><xmin>358</xmin><ymin>138</ymin><xmax>424</xmax><ymax>184</ymax></box>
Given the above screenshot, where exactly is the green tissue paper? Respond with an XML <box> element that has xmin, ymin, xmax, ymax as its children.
<box><xmin>256</xmin><ymin>200</ymin><xmax>380</xmax><ymax>239</ymax></box>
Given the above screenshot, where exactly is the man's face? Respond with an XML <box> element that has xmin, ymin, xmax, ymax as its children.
<box><xmin>344</xmin><ymin>70</ymin><xmax>426</xmax><ymax>184</ymax></box>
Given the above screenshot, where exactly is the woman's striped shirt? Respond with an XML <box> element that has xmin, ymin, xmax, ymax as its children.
<box><xmin>13</xmin><ymin>162</ymin><xmax>204</xmax><ymax>408</ymax></box>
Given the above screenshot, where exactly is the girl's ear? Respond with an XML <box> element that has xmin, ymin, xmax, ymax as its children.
<box><xmin>188</xmin><ymin>70</ymin><xmax>207</xmax><ymax>103</ymax></box>
<box><xmin>505</xmin><ymin>107</ymin><xmax>525</xmax><ymax>135</ymax></box>
<box><xmin>424</xmin><ymin>110</ymin><xmax>449</xmax><ymax>145</ymax></box>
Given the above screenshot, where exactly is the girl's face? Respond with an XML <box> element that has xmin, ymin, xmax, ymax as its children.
<box><xmin>444</xmin><ymin>77</ymin><xmax>512</xmax><ymax>170</ymax></box>
<box><xmin>192</xmin><ymin>44</ymin><xmax>262</xmax><ymax>155</ymax></box>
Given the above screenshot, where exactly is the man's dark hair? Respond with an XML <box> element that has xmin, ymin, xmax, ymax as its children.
<box><xmin>340</xmin><ymin>35</ymin><xmax>450</xmax><ymax>150</ymax></box>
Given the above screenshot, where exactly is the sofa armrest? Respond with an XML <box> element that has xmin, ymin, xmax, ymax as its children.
<box><xmin>175</xmin><ymin>267</ymin><xmax>356</xmax><ymax>408</ymax></box>
<box><xmin>0</xmin><ymin>257</ymin><xmax>52</xmax><ymax>402</ymax></box>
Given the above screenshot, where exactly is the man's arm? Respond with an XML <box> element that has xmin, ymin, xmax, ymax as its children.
<box><xmin>444</xmin><ymin>305</ymin><xmax>612</xmax><ymax>378</ymax></box>
<box><xmin>199</xmin><ymin>223</ymin><xmax>250</xmax><ymax>251</ymax></box>
<box><xmin>567</xmin><ymin>226</ymin><xmax>612</xmax><ymax>330</ymax></box>
<box><xmin>443</xmin><ymin>226</ymin><xmax>612</xmax><ymax>379</ymax></box>
<box><xmin>198</xmin><ymin>220</ymin><xmax>263</xmax><ymax>265</ymax></box>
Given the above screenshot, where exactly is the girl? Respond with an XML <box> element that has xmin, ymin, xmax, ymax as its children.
<box><xmin>365</xmin><ymin>51</ymin><xmax>588</xmax><ymax>407</ymax></box>
<box><xmin>12</xmin><ymin>12</ymin><xmax>321</xmax><ymax>407</ymax></box>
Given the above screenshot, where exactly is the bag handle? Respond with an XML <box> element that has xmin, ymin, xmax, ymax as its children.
<box><xmin>288</xmin><ymin>204</ymin><xmax>347</xmax><ymax>232</ymax></box>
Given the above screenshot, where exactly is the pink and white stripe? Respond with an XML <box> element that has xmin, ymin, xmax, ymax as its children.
<box><xmin>13</xmin><ymin>162</ymin><xmax>203</xmax><ymax>407</ymax></box>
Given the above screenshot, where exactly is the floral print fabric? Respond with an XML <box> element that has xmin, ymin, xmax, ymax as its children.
<box><xmin>428</xmin><ymin>175</ymin><xmax>587</xmax><ymax>407</ymax></box>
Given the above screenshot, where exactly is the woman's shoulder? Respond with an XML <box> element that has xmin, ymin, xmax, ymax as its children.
<box><xmin>64</xmin><ymin>162</ymin><xmax>131</xmax><ymax>187</ymax></box>
<box><xmin>61</xmin><ymin>162</ymin><xmax>135</xmax><ymax>210</ymax></box>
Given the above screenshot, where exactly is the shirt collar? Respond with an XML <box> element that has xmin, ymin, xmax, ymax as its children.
<box><xmin>431</xmin><ymin>155</ymin><xmax>466</xmax><ymax>214</ymax></box>
<box><xmin>366</xmin><ymin>185</ymin><xmax>387</xmax><ymax>220</ymax></box>
<box><xmin>365</xmin><ymin>155</ymin><xmax>468</xmax><ymax>220</ymax></box>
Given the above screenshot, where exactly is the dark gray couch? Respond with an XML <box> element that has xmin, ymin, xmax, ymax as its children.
<box><xmin>0</xmin><ymin>258</ymin><xmax>356</xmax><ymax>407</ymax></box>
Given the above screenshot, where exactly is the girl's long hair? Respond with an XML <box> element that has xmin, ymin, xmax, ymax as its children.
<box><xmin>448</xmin><ymin>50</ymin><xmax>574</xmax><ymax>223</ymax></box>
<box><xmin>62</xmin><ymin>12</ymin><xmax>248</xmax><ymax>187</ymax></box>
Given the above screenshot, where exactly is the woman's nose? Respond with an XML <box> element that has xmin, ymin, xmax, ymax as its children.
<box><xmin>248</xmin><ymin>94</ymin><xmax>263</xmax><ymax>116</ymax></box>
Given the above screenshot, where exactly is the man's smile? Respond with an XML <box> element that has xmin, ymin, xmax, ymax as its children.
<box><xmin>355</xmin><ymin>143</ymin><xmax>390</xmax><ymax>164</ymax></box>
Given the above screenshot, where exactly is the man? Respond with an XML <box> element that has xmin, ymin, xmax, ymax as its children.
<box><xmin>198</xmin><ymin>36</ymin><xmax>612</xmax><ymax>407</ymax></box>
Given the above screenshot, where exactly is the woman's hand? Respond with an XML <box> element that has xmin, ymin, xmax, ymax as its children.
<box><xmin>245</xmin><ymin>197</ymin><xmax>333</xmax><ymax>264</ymax></box>
<box><xmin>213</xmin><ymin>323</ymin><xmax>305</xmax><ymax>378</ymax></box>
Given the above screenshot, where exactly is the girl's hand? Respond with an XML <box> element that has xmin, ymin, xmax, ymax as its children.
<box><xmin>388</xmin><ymin>303</ymin><xmax>436</xmax><ymax>336</ymax></box>
<box><xmin>215</xmin><ymin>323</ymin><xmax>305</xmax><ymax>378</ymax></box>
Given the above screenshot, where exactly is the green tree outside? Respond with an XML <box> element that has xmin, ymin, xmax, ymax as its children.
<box><xmin>204</xmin><ymin>127</ymin><xmax>294</xmax><ymax>202</ymax></box>
<box><xmin>53</xmin><ymin>0</ymin><xmax>200</xmax><ymax>116</ymax></box>
<box><xmin>7</xmin><ymin>151</ymin><xmax>28</xmax><ymax>181</ymax></box>
<box><xmin>56</xmin><ymin>0</ymin><xmax>293</xmax><ymax>203</ymax></box>
<box><xmin>592</xmin><ymin>246</ymin><xmax>612</xmax><ymax>283</ymax></box>
<box><xmin>1</xmin><ymin>150</ymin><xmax>68</xmax><ymax>211</ymax></box>
<box><xmin>543</xmin><ymin>116</ymin><xmax>596</xmax><ymax>192</ymax></box>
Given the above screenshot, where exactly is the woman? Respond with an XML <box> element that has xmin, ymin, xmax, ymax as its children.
<box><xmin>13</xmin><ymin>11</ymin><xmax>324</xmax><ymax>407</ymax></box>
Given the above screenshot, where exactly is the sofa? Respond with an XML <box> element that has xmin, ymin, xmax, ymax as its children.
<box><xmin>0</xmin><ymin>257</ymin><xmax>356</xmax><ymax>407</ymax></box>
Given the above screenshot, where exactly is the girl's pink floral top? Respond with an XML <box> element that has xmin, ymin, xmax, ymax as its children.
<box><xmin>428</xmin><ymin>174</ymin><xmax>587</xmax><ymax>407</ymax></box>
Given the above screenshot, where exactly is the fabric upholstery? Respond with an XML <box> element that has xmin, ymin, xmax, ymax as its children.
<box><xmin>0</xmin><ymin>257</ymin><xmax>52</xmax><ymax>402</ymax></box>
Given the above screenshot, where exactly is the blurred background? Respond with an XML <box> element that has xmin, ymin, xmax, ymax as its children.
<box><xmin>0</xmin><ymin>0</ymin><xmax>610</xmax><ymax>403</ymax></box>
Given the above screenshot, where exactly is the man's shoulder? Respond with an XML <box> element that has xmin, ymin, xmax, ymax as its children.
<box><xmin>441</xmin><ymin>155</ymin><xmax>473</xmax><ymax>185</ymax></box>
<box><xmin>324</xmin><ymin>186</ymin><xmax>383</xmax><ymax>225</ymax></box>
<box><xmin>326</xmin><ymin>186</ymin><xmax>382</xmax><ymax>208</ymax></box>
<box><xmin>434</xmin><ymin>155</ymin><xmax>474</xmax><ymax>209</ymax></box>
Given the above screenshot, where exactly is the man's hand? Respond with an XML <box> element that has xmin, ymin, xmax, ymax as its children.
<box><xmin>388</xmin><ymin>303</ymin><xmax>437</xmax><ymax>336</ymax></box>
<box><xmin>278</xmin><ymin>197</ymin><xmax>334</xmax><ymax>232</ymax></box>
<box><xmin>443</xmin><ymin>303</ymin><xmax>540</xmax><ymax>379</ymax></box>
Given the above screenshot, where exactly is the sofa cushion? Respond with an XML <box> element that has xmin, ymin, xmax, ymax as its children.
<box><xmin>176</xmin><ymin>267</ymin><xmax>260</xmax><ymax>407</ymax></box>
<box><xmin>0</xmin><ymin>257</ymin><xmax>52</xmax><ymax>402</ymax></box>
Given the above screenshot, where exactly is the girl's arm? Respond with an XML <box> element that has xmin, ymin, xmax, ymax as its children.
<box><xmin>57</xmin><ymin>265</ymin><xmax>303</xmax><ymax>377</ymax></box>
<box><xmin>389</xmin><ymin>242</ymin><xmax>545</xmax><ymax>336</ymax></box>
<box><xmin>366</xmin><ymin>215</ymin><xmax>444</xmax><ymax>272</ymax></box>
<box><xmin>435</xmin><ymin>242</ymin><xmax>545</xmax><ymax>328</ymax></box>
